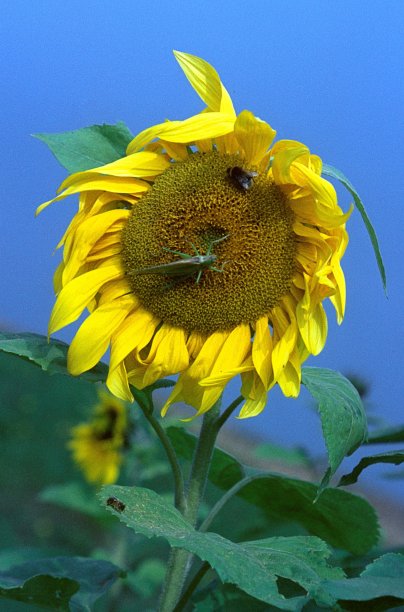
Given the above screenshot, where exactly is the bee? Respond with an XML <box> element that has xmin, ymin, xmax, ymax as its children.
<box><xmin>133</xmin><ymin>235</ymin><xmax>229</xmax><ymax>284</ymax></box>
<box><xmin>227</xmin><ymin>166</ymin><xmax>258</xmax><ymax>191</ymax></box>
<box><xmin>106</xmin><ymin>496</ymin><xmax>126</xmax><ymax>512</ymax></box>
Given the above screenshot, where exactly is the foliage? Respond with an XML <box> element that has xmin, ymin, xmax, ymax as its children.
<box><xmin>1</xmin><ymin>331</ymin><xmax>403</xmax><ymax>611</ymax></box>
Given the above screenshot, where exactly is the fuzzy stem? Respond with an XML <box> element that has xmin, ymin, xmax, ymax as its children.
<box><xmin>138</xmin><ymin>397</ymin><xmax>186</xmax><ymax>514</ymax></box>
<box><xmin>172</xmin><ymin>562</ymin><xmax>210</xmax><ymax>612</ymax></box>
<box><xmin>159</xmin><ymin>400</ymin><xmax>221</xmax><ymax>611</ymax></box>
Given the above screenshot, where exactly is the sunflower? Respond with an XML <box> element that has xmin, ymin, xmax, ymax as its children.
<box><xmin>68</xmin><ymin>391</ymin><xmax>128</xmax><ymax>485</ymax></box>
<box><xmin>38</xmin><ymin>51</ymin><xmax>351</xmax><ymax>418</ymax></box>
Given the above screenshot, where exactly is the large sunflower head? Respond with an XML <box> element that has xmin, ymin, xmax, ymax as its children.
<box><xmin>39</xmin><ymin>51</ymin><xmax>351</xmax><ymax>418</ymax></box>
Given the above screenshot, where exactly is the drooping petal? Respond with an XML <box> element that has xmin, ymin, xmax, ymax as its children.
<box><xmin>48</xmin><ymin>264</ymin><xmax>124</xmax><ymax>334</ymax></box>
<box><xmin>127</xmin><ymin>112</ymin><xmax>235</xmax><ymax>154</ymax></box>
<box><xmin>67</xmin><ymin>296</ymin><xmax>136</xmax><ymax>375</ymax></box>
<box><xmin>234</xmin><ymin>110</ymin><xmax>276</xmax><ymax>166</ymax></box>
<box><xmin>296</xmin><ymin>284</ymin><xmax>328</xmax><ymax>356</ymax></box>
<box><xmin>252</xmin><ymin>315</ymin><xmax>273</xmax><ymax>389</ymax></box>
<box><xmin>59</xmin><ymin>152</ymin><xmax>170</xmax><ymax>193</ymax></box>
<box><xmin>173</xmin><ymin>50</ymin><xmax>236</xmax><ymax>116</ymax></box>
<box><xmin>109</xmin><ymin>309</ymin><xmax>158</xmax><ymax>374</ymax></box>
<box><xmin>107</xmin><ymin>361</ymin><xmax>133</xmax><ymax>402</ymax></box>
<box><xmin>36</xmin><ymin>175</ymin><xmax>149</xmax><ymax>215</ymax></box>
<box><xmin>239</xmin><ymin>371</ymin><xmax>268</xmax><ymax>418</ymax></box>
<box><xmin>62</xmin><ymin>209</ymin><xmax>130</xmax><ymax>284</ymax></box>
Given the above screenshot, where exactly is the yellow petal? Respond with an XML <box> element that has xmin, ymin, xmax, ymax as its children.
<box><xmin>159</xmin><ymin>140</ymin><xmax>189</xmax><ymax>161</ymax></box>
<box><xmin>142</xmin><ymin>325</ymin><xmax>189</xmax><ymax>387</ymax></box>
<box><xmin>109</xmin><ymin>309</ymin><xmax>158</xmax><ymax>373</ymax></box>
<box><xmin>49</xmin><ymin>264</ymin><xmax>124</xmax><ymax>335</ymax></box>
<box><xmin>296</xmin><ymin>276</ymin><xmax>328</xmax><ymax>355</ymax></box>
<box><xmin>107</xmin><ymin>362</ymin><xmax>134</xmax><ymax>402</ymax></box>
<box><xmin>198</xmin><ymin>324</ymin><xmax>251</xmax><ymax>384</ymax></box>
<box><xmin>155</xmin><ymin>112</ymin><xmax>235</xmax><ymax>143</ymax></box>
<box><xmin>271</xmin><ymin>140</ymin><xmax>310</xmax><ymax>184</ymax></box>
<box><xmin>297</xmin><ymin>300</ymin><xmax>328</xmax><ymax>355</ymax></box>
<box><xmin>161</xmin><ymin>331</ymin><xmax>231</xmax><ymax>415</ymax></box>
<box><xmin>271</xmin><ymin>306</ymin><xmax>298</xmax><ymax>382</ymax></box>
<box><xmin>127</xmin><ymin>112</ymin><xmax>235</xmax><ymax>153</ymax></box>
<box><xmin>68</xmin><ymin>296</ymin><xmax>135</xmax><ymax>375</ymax></box>
<box><xmin>252</xmin><ymin>315</ymin><xmax>273</xmax><ymax>389</ymax></box>
<box><xmin>62</xmin><ymin>209</ymin><xmax>129</xmax><ymax>283</ymax></box>
<box><xmin>97</xmin><ymin>278</ymin><xmax>132</xmax><ymax>306</ymax></box>
<box><xmin>186</xmin><ymin>331</ymin><xmax>206</xmax><ymax>359</ymax></box>
<box><xmin>173</xmin><ymin>50</ymin><xmax>235</xmax><ymax>115</ymax></box>
<box><xmin>277</xmin><ymin>350</ymin><xmax>301</xmax><ymax>397</ymax></box>
<box><xmin>60</xmin><ymin>152</ymin><xmax>170</xmax><ymax>193</ymax></box>
<box><xmin>238</xmin><ymin>372</ymin><xmax>268</xmax><ymax>418</ymax></box>
<box><xmin>36</xmin><ymin>175</ymin><xmax>149</xmax><ymax>215</ymax></box>
<box><xmin>234</xmin><ymin>110</ymin><xmax>276</xmax><ymax>165</ymax></box>
<box><xmin>53</xmin><ymin>260</ymin><xmax>64</xmax><ymax>294</ymax></box>
<box><xmin>127</xmin><ymin>121</ymin><xmax>182</xmax><ymax>154</ymax></box>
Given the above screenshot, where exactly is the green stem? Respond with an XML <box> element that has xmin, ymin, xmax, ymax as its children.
<box><xmin>172</xmin><ymin>562</ymin><xmax>210</xmax><ymax>612</ymax></box>
<box><xmin>214</xmin><ymin>394</ymin><xmax>243</xmax><ymax>429</ymax></box>
<box><xmin>170</xmin><ymin>474</ymin><xmax>259</xmax><ymax>609</ymax></box>
<box><xmin>199</xmin><ymin>474</ymin><xmax>258</xmax><ymax>533</ymax></box>
<box><xmin>184</xmin><ymin>401</ymin><xmax>221</xmax><ymax>525</ymax></box>
<box><xmin>138</xmin><ymin>396</ymin><xmax>186</xmax><ymax>514</ymax></box>
<box><xmin>159</xmin><ymin>400</ymin><xmax>221</xmax><ymax>611</ymax></box>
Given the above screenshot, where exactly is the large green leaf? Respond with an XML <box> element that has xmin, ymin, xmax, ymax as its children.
<box><xmin>0</xmin><ymin>332</ymin><xmax>108</xmax><ymax>383</ymax></box>
<box><xmin>302</xmin><ymin>367</ymin><xmax>367</xmax><ymax>490</ymax></box>
<box><xmin>238</xmin><ymin>476</ymin><xmax>378</xmax><ymax>556</ymax></box>
<box><xmin>322</xmin><ymin>163</ymin><xmax>386</xmax><ymax>294</ymax></box>
<box><xmin>99</xmin><ymin>485</ymin><xmax>345</xmax><ymax>610</ymax></box>
<box><xmin>167</xmin><ymin>426</ymin><xmax>378</xmax><ymax>555</ymax></box>
<box><xmin>0</xmin><ymin>556</ymin><xmax>123</xmax><ymax>611</ymax></box>
<box><xmin>339</xmin><ymin>451</ymin><xmax>404</xmax><ymax>486</ymax></box>
<box><xmin>34</xmin><ymin>122</ymin><xmax>133</xmax><ymax>173</ymax></box>
<box><xmin>323</xmin><ymin>553</ymin><xmax>404</xmax><ymax>608</ymax></box>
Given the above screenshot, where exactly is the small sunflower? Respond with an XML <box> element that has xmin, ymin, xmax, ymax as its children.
<box><xmin>39</xmin><ymin>51</ymin><xmax>351</xmax><ymax>418</ymax></box>
<box><xmin>68</xmin><ymin>391</ymin><xmax>128</xmax><ymax>484</ymax></box>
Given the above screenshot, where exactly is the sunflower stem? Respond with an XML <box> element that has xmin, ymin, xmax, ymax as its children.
<box><xmin>172</xmin><ymin>562</ymin><xmax>210</xmax><ymax>612</ymax></box>
<box><xmin>159</xmin><ymin>400</ymin><xmax>221</xmax><ymax>611</ymax></box>
<box><xmin>137</xmin><ymin>395</ymin><xmax>186</xmax><ymax>514</ymax></box>
<box><xmin>214</xmin><ymin>393</ymin><xmax>244</xmax><ymax>429</ymax></box>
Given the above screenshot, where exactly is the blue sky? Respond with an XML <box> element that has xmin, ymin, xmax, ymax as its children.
<box><xmin>1</xmin><ymin>1</ymin><xmax>403</xmax><ymax>500</ymax></box>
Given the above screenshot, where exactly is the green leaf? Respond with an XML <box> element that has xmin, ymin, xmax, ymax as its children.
<box><xmin>302</xmin><ymin>367</ymin><xmax>367</xmax><ymax>491</ymax></box>
<box><xmin>167</xmin><ymin>427</ymin><xmax>379</xmax><ymax>554</ymax></box>
<box><xmin>99</xmin><ymin>485</ymin><xmax>347</xmax><ymax>610</ymax></box>
<box><xmin>339</xmin><ymin>451</ymin><xmax>404</xmax><ymax>486</ymax></box>
<box><xmin>0</xmin><ymin>556</ymin><xmax>123</xmax><ymax>611</ymax></box>
<box><xmin>253</xmin><ymin>443</ymin><xmax>311</xmax><ymax>468</ymax></box>
<box><xmin>366</xmin><ymin>425</ymin><xmax>404</xmax><ymax>444</ymax></box>
<box><xmin>322</xmin><ymin>163</ymin><xmax>387</xmax><ymax>293</ymax></box>
<box><xmin>34</xmin><ymin>122</ymin><xmax>134</xmax><ymax>173</ymax></box>
<box><xmin>0</xmin><ymin>332</ymin><xmax>108</xmax><ymax>383</ymax></box>
<box><xmin>0</xmin><ymin>574</ymin><xmax>77</xmax><ymax>610</ymax></box>
<box><xmin>237</xmin><ymin>476</ymin><xmax>379</xmax><ymax>556</ymax></box>
<box><xmin>323</xmin><ymin>553</ymin><xmax>404</xmax><ymax>607</ymax></box>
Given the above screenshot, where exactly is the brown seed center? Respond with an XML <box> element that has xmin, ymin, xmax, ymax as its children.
<box><xmin>121</xmin><ymin>151</ymin><xmax>296</xmax><ymax>333</ymax></box>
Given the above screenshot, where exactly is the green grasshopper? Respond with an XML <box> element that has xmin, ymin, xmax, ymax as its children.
<box><xmin>133</xmin><ymin>235</ymin><xmax>228</xmax><ymax>284</ymax></box>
